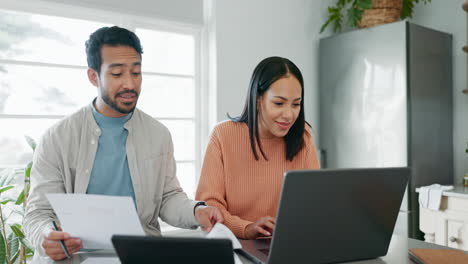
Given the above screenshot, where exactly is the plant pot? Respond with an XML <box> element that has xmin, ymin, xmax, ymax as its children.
<box><xmin>358</xmin><ymin>0</ymin><xmax>402</xmax><ymax>29</ymax></box>
<box><xmin>359</xmin><ymin>8</ymin><xmax>401</xmax><ymax>28</ymax></box>
<box><xmin>371</xmin><ymin>0</ymin><xmax>402</xmax><ymax>9</ymax></box>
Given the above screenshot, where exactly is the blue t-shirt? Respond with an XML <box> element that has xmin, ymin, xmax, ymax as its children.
<box><xmin>87</xmin><ymin>105</ymin><xmax>136</xmax><ymax>202</ymax></box>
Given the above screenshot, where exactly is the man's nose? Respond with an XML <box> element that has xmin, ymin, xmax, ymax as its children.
<box><xmin>122</xmin><ymin>74</ymin><xmax>137</xmax><ymax>90</ymax></box>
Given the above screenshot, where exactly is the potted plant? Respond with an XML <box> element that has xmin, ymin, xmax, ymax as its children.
<box><xmin>320</xmin><ymin>0</ymin><xmax>432</xmax><ymax>33</ymax></box>
<box><xmin>0</xmin><ymin>136</ymin><xmax>36</xmax><ymax>263</ymax></box>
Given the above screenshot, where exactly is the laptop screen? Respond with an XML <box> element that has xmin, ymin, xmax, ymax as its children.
<box><xmin>268</xmin><ymin>167</ymin><xmax>409</xmax><ymax>264</ymax></box>
<box><xmin>112</xmin><ymin>235</ymin><xmax>235</xmax><ymax>264</ymax></box>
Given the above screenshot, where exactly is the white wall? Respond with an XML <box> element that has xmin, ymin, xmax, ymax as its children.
<box><xmin>411</xmin><ymin>0</ymin><xmax>467</xmax><ymax>185</ymax></box>
<box><xmin>41</xmin><ymin>0</ymin><xmax>204</xmax><ymax>25</ymax></box>
<box><xmin>212</xmin><ymin>0</ymin><xmax>329</xmax><ymax>139</ymax></box>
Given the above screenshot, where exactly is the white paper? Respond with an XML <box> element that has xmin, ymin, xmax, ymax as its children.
<box><xmin>206</xmin><ymin>223</ymin><xmax>241</xmax><ymax>249</ymax></box>
<box><xmin>81</xmin><ymin>257</ymin><xmax>120</xmax><ymax>264</ymax></box>
<box><xmin>47</xmin><ymin>194</ymin><xmax>145</xmax><ymax>249</ymax></box>
<box><xmin>205</xmin><ymin>223</ymin><xmax>243</xmax><ymax>264</ymax></box>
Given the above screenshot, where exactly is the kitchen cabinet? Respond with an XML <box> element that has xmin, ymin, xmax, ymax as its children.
<box><xmin>419</xmin><ymin>186</ymin><xmax>468</xmax><ymax>250</ymax></box>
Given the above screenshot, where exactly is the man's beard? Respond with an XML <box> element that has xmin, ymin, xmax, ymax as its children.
<box><xmin>101</xmin><ymin>88</ymin><xmax>138</xmax><ymax>114</ymax></box>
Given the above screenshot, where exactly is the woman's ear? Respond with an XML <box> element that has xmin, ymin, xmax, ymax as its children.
<box><xmin>256</xmin><ymin>96</ymin><xmax>262</xmax><ymax>111</ymax></box>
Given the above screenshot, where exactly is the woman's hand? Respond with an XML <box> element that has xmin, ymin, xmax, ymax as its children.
<box><xmin>244</xmin><ymin>216</ymin><xmax>275</xmax><ymax>239</ymax></box>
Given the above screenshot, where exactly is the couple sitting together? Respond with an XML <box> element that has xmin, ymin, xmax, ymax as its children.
<box><xmin>24</xmin><ymin>26</ymin><xmax>320</xmax><ymax>261</ymax></box>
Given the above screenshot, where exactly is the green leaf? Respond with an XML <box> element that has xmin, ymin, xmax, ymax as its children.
<box><xmin>0</xmin><ymin>169</ymin><xmax>16</xmax><ymax>187</ymax></box>
<box><xmin>11</xmin><ymin>249</ymin><xmax>20</xmax><ymax>264</ymax></box>
<box><xmin>356</xmin><ymin>0</ymin><xmax>372</xmax><ymax>9</ymax></box>
<box><xmin>401</xmin><ymin>0</ymin><xmax>415</xmax><ymax>19</ymax></box>
<box><xmin>24</xmin><ymin>135</ymin><xmax>36</xmax><ymax>151</ymax></box>
<box><xmin>10</xmin><ymin>224</ymin><xmax>25</xmax><ymax>239</ymax></box>
<box><xmin>0</xmin><ymin>198</ymin><xmax>14</xmax><ymax>205</ymax></box>
<box><xmin>19</xmin><ymin>237</ymin><xmax>34</xmax><ymax>254</ymax></box>
<box><xmin>320</xmin><ymin>19</ymin><xmax>332</xmax><ymax>33</ymax></box>
<box><xmin>347</xmin><ymin>7</ymin><xmax>364</xmax><ymax>27</ymax></box>
<box><xmin>26</xmin><ymin>246</ymin><xmax>34</xmax><ymax>255</ymax></box>
<box><xmin>332</xmin><ymin>17</ymin><xmax>343</xmax><ymax>32</ymax></box>
<box><xmin>0</xmin><ymin>185</ymin><xmax>14</xmax><ymax>194</ymax></box>
<box><xmin>0</xmin><ymin>232</ymin><xmax>6</xmax><ymax>264</ymax></box>
<box><xmin>15</xmin><ymin>189</ymin><xmax>25</xmax><ymax>205</ymax></box>
<box><xmin>8</xmin><ymin>232</ymin><xmax>19</xmax><ymax>263</ymax></box>
<box><xmin>337</xmin><ymin>0</ymin><xmax>348</xmax><ymax>7</ymax></box>
<box><xmin>321</xmin><ymin>4</ymin><xmax>346</xmax><ymax>33</ymax></box>
<box><xmin>328</xmin><ymin>6</ymin><xmax>344</xmax><ymax>33</ymax></box>
<box><xmin>25</xmin><ymin>161</ymin><xmax>32</xmax><ymax>178</ymax></box>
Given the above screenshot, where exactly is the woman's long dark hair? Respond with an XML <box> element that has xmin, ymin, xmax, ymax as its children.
<box><xmin>229</xmin><ymin>56</ymin><xmax>306</xmax><ymax>161</ymax></box>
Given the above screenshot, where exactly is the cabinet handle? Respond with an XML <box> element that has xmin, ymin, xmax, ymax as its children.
<box><xmin>449</xmin><ymin>236</ymin><xmax>458</xmax><ymax>243</ymax></box>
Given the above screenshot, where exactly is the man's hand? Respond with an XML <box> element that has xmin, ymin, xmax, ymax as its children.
<box><xmin>244</xmin><ymin>216</ymin><xmax>275</xmax><ymax>240</ymax></box>
<box><xmin>194</xmin><ymin>206</ymin><xmax>224</xmax><ymax>232</ymax></box>
<box><xmin>42</xmin><ymin>229</ymin><xmax>82</xmax><ymax>260</ymax></box>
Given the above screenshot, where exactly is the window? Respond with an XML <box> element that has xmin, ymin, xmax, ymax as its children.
<box><xmin>135</xmin><ymin>28</ymin><xmax>199</xmax><ymax>199</ymax></box>
<box><xmin>0</xmin><ymin>7</ymin><xmax>202</xmax><ymax>202</ymax></box>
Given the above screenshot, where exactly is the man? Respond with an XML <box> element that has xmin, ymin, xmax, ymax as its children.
<box><xmin>24</xmin><ymin>26</ymin><xmax>223</xmax><ymax>261</ymax></box>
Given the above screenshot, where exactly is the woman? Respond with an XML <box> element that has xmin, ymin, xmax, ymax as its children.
<box><xmin>196</xmin><ymin>56</ymin><xmax>320</xmax><ymax>239</ymax></box>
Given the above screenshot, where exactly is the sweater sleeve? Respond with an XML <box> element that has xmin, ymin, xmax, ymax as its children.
<box><xmin>195</xmin><ymin>128</ymin><xmax>252</xmax><ymax>238</ymax></box>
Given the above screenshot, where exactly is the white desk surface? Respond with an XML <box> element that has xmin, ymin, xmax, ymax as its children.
<box><xmin>31</xmin><ymin>230</ymin><xmax>457</xmax><ymax>264</ymax></box>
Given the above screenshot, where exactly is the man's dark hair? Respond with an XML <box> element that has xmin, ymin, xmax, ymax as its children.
<box><xmin>229</xmin><ymin>56</ymin><xmax>308</xmax><ymax>162</ymax></box>
<box><xmin>85</xmin><ymin>26</ymin><xmax>143</xmax><ymax>74</ymax></box>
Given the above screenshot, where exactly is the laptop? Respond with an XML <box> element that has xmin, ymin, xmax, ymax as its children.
<box><xmin>241</xmin><ymin>167</ymin><xmax>410</xmax><ymax>264</ymax></box>
<box><xmin>112</xmin><ymin>235</ymin><xmax>234</xmax><ymax>264</ymax></box>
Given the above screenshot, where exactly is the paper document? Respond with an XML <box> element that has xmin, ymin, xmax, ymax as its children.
<box><xmin>81</xmin><ymin>257</ymin><xmax>120</xmax><ymax>264</ymax></box>
<box><xmin>206</xmin><ymin>223</ymin><xmax>241</xmax><ymax>249</ymax></box>
<box><xmin>206</xmin><ymin>223</ymin><xmax>242</xmax><ymax>264</ymax></box>
<box><xmin>47</xmin><ymin>194</ymin><xmax>145</xmax><ymax>249</ymax></box>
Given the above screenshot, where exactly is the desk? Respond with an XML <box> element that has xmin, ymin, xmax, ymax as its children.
<box><xmin>31</xmin><ymin>233</ymin><xmax>460</xmax><ymax>264</ymax></box>
<box><xmin>240</xmin><ymin>235</ymin><xmax>458</xmax><ymax>264</ymax></box>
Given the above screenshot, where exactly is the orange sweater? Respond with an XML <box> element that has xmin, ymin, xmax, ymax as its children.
<box><xmin>196</xmin><ymin>121</ymin><xmax>320</xmax><ymax>238</ymax></box>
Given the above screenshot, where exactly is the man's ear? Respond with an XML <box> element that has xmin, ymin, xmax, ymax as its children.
<box><xmin>87</xmin><ymin>68</ymin><xmax>99</xmax><ymax>87</ymax></box>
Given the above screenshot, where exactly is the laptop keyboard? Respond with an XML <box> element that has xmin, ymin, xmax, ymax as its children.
<box><xmin>259</xmin><ymin>248</ymin><xmax>270</xmax><ymax>256</ymax></box>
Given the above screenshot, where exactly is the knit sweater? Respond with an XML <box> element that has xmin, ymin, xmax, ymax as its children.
<box><xmin>195</xmin><ymin>121</ymin><xmax>320</xmax><ymax>238</ymax></box>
